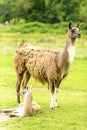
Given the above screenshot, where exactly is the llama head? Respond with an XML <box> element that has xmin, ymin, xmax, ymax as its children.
<box><xmin>68</xmin><ymin>21</ymin><xmax>81</xmax><ymax>39</ymax></box>
<box><xmin>21</xmin><ymin>86</ymin><xmax>32</xmax><ymax>97</ymax></box>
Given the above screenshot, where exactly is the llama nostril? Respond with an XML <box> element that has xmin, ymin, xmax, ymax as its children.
<box><xmin>78</xmin><ymin>33</ymin><xmax>81</xmax><ymax>38</ymax></box>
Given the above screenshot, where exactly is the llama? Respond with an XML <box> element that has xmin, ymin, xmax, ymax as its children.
<box><xmin>0</xmin><ymin>87</ymin><xmax>41</xmax><ymax>117</ymax></box>
<box><xmin>14</xmin><ymin>21</ymin><xmax>81</xmax><ymax>109</ymax></box>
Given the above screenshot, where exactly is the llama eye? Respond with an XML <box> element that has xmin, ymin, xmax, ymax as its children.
<box><xmin>22</xmin><ymin>92</ymin><xmax>25</xmax><ymax>94</ymax></box>
<box><xmin>71</xmin><ymin>29</ymin><xmax>75</xmax><ymax>33</ymax></box>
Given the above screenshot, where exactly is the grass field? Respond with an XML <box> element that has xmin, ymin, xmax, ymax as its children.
<box><xmin>0</xmin><ymin>23</ymin><xmax>87</xmax><ymax>130</ymax></box>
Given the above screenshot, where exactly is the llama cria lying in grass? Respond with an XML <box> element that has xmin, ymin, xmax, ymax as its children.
<box><xmin>14</xmin><ymin>21</ymin><xmax>81</xmax><ymax>109</ymax></box>
<box><xmin>0</xmin><ymin>87</ymin><xmax>41</xmax><ymax>117</ymax></box>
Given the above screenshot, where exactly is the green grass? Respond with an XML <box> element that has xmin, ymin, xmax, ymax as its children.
<box><xmin>0</xmin><ymin>23</ymin><xmax>87</xmax><ymax>130</ymax></box>
<box><xmin>0</xmin><ymin>22</ymin><xmax>87</xmax><ymax>34</ymax></box>
<box><xmin>0</xmin><ymin>58</ymin><xmax>87</xmax><ymax>130</ymax></box>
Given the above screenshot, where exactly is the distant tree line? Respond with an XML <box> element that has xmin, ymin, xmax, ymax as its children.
<box><xmin>0</xmin><ymin>0</ymin><xmax>87</xmax><ymax>24</ymax></box>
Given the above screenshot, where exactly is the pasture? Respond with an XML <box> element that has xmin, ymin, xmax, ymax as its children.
<box><xmin>0</xmin><ymin>23</ymin><xmax>87</xmax><ymax>130</ymax></box>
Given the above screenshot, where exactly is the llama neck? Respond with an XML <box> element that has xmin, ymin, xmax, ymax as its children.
<box><xmin>24</xmin><ymin>91</ymin><xmax>32</xmax><ymax>106</ymax></box>
<box><xmin>64</xmin><ymin>37</ymin><xmax>76</xmax><ymax>64</ymax></box>
<box><xmin>23</xmin><ymin>91</ymin><xmax>32</xmax><ymax>116</ymax></box>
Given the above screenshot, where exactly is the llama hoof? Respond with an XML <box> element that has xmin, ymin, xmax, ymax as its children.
<box><xmin>57</xmin><ymin>105</ymin><xmax>60</xmax><ymax>108</ymax></box>
<box><xmin>50</xmin><ymin>107</ymin><xmax>54</xmax><ymax>110</ymax></box>
<box><xmin>9</xmin><ymin>114</ymin><xmax>14</xmax><ymax>117</ymax></box>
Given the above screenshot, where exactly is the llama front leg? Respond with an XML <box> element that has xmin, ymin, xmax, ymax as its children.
<box><xmin>50</xmin><ymin>82</ymin><xmax>55</xmax><ymax>109</ymax></box>
<box><xmin>54</xmin><ymin>80</ymin><xmax>61</xmax><ymax>108</ymax></box>
<box><xmin>50</xmin><ymin>93</ymin><xmax>54</xmax><ymax>109</ymax></box>
<box><xmin>54</xmin><ymin>87</ymin><xmax>59</xmax><ymax>108</ymax></box>
<box><xmin>50</xmin><ymin>88</ymin><xmax>59</xmax><ymax>109</ymax></box>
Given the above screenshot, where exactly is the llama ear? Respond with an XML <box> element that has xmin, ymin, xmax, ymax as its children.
<box><xmin>30</xmin><ymin>85</ymin><xmax>32</xmax><ymax>90</ymax></box>
<box><xmin>26</xmin><ymin>86</ymin><xmax>28</xmax><ymax>90</ymax></box>
<box><xmin>69</xmin><ymin>21</ymin><xmax>72</xmax><ymax>29</ymax></box>
<box><xmin>76</xmin><ymin>21</ymin><xmax>80</xmax><ymax>27</ymax></box>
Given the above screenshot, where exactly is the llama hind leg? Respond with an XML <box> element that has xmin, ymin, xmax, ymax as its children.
<box><xmin>16</xmin><ymin>73</ymin><xmax>24</xmax><ymax>104</ymax></box>
<box><xmin>9</xmin><ymin>111</ymin><xmax>22</xmax><ymax>117</ymax></box>
<box><xmin>22</xmin><ymin>71</ymin><xmax>30</xmax><ymax>89</ymax></box>
<box><xmin>9</xmin><ymin>106</ymin><xmax>23</xmax><ymax>117</ymax></box>
<box><xmin>0</xmin><ymin>108</ymin><xmax>16</xmax><ymax>113</ymax></box>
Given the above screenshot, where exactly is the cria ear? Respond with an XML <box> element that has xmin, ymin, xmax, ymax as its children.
<box><xmin>28</xmin><ymin>85</ymin><xmax>32</xmax><ymax>92</ymax></box>
<box><xmin>26</xmin><ymin>86</ymin><xmax>28</xmax><ymax>90</ymax></box>
<box><xmin>30</xmin><ymin>85</ymin><xmax>32</xmax><ymax>90</ymax></box>
<box><xmin>76</xmin><ymin>21</ymin><xmax>80</xmax><ymax>27</ymax></box>
<box><xmin>69</xmin><ymin>21</ymin><xmax>72</xmax><ymax>29</ymax></box>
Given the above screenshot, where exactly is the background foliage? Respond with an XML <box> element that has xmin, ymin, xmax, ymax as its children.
<box><xmin>0</xmin><ymin>0</ymin><xmax>87</xmax><ymax>23</ymax></box>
